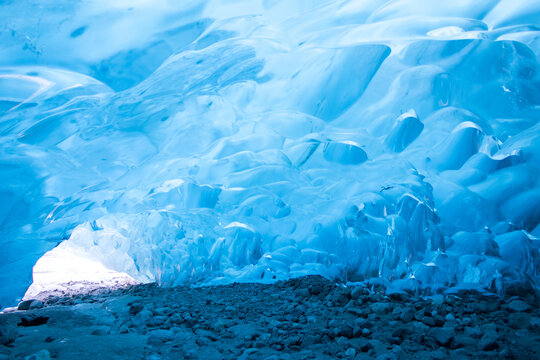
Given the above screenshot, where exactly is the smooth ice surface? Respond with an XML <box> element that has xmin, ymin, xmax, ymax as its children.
<box><xmin>1</xmin><ymin>0</ymin><xmax>540</xmax><ymax>306</ymax></box>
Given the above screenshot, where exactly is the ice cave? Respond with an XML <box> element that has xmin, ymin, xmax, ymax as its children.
<box><xmin>1</xmin><ymin>0</ymin><xmax>540</xmax><ymax>359</ymax></box>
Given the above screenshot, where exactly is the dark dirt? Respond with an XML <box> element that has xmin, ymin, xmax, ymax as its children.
<box><xmin>1</xmin><ymin>275</ymin><xmax>540</xmax><ymax>359</ymax></box>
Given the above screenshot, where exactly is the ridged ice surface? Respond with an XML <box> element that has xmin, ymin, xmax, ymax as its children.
<box><xmin>1</xmin><ymin>0</ymin><xmax>540</xmax><ymax>305</ymax></box>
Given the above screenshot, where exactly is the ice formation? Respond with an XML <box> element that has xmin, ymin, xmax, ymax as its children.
<box><xmin>1</xmin><ymin>0</ymin><xmax>540</xmax><ymax>306</ymax></box>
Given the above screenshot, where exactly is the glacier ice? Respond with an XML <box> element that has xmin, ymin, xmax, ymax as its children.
<box><xmin>1</xmin><ymin>0</ymin><xmax>540</xmax><ymax>306</ymax></box>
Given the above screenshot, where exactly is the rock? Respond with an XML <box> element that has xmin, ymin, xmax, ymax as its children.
<box><xmin>392</xmin><ymin>306</ymin><xmax>403</xmax><ymax>318</ymax></box>
<box><xmin>375</xmin><ymin>352</ymin><xmax>397</xmax><ymax>360</ymax></box>
<box><xmin>336</xmin><ymin>336</ymin><xmax>349</xmax><ymax>348</ymax></box>
<box><xmin>119</xmin><ymin>325</ymin><xmax>130</xmax><ymax>334</ymax></box>
<box><xmin>128</xmin><ymin>302</ymin><xmax>144</xmax><ymax>315</ymax></box>
<box><xmin>295</xmin><ymin>288</ymin><xmax>310</xmax><ymax>299</ymax></box>
<box><xmin>287</xmin><ymin>335</ymin><xmax>301</xmax><ymax>347</ymax></box>
<box><xmin>421</xmin><ymin>335</ymin><xmax>438</xmax><ymax>349</ymax></box>
<box><xmin>414</xmin><ymin>309</ymin><xmax>425</xmax><ymax>321</ymax></box>
<box><xmin>529</xmin><ymin>317</ymin><xmax>540</xmax><ymax>332</ymax></box>
<box><xmin>507</xmin><ymin>300</ymin><xmax>531</xmax><ymax>313</ymax></box>
<box><xmin>239</xmin><ymin>348</ymin><xmax>260</xmax><ymax>360</ymax></box>
<box><xmin>463</xmin><ymin>326</ymin><xmax>482</xmax><ymax>338</ymax></box>
<box><xmin>357</xmin><ymin>339</ymin><xmax>373</xmax><ymax>352</ymax></box>
<box><xmin>1</xmin><ymin>274</ymin><xmax>540</xmax><ymax>359</ymax></box>
<box><xmin>338</xmin><ymin>323</ymin><xmax>354</xmax><ymax>338</ymax></box>
<box><xmin>451</xmin><ymin>335</ymin><xmax>476</xmax><ymax>350</ymax></box>
<box><xmin>301</xmin><ymin>334</ymin><xmax>321</xmax><ymax>347</ymax></box>
<box><xmin>481</xmin><ymin>323</ymin><xmax>497</xmax><ymax>333</ymax></box>
<box><xmin>498</xmin><ymin>348</ymin><xmax>513</xmax><ymax>359</ymax></box>
<box><xmin>444</xmin><ymin>314</ymin><xmax>455</xmax><ymax>322</ymax></box>
<box><xmin>370</xmin><ymin>302</ymin><xmax>393</xmax><ymax>315</ymax></box>
<box><xmin>352</xmin><ymin>324</ymin><xmax>363</xmax><ymax>338</ymax></box>
<box><xmin>332</xmin><ymin>288</ymin><xmax>352</xmax><ymax>306</ymax></box>
<box><xmin>24</xmin><ymin>350</ymin><xmax>50</xmax><ymax>360</ymax></box>
<box><xmin>18</xmin><ymin>316</ymin><xmax>49</xmax><ymax>327</ymax></box>
<box><xmin>388</xmin><ymin>292</ymin><xmax>409</xmax><ymax>302</ymax></box>
<box><xmin>432</xmin><ymin>315</ymin><xmax>445</xmax><ymax>327</ymax></box>
<box><xmin>146</xmin><ymin>315</ymin><xmax>167</xmax><ymax>328</ymax></box>
<box><xmin>474</xmin><ymin>300</ymin><xmax>499</xmax><ymax>313</ymax></box>
<box><xmin>212</xmin><ymin>319</ymin><xmax>227</xmax><ymax>332</ymax></box>
<box><xmin>431</xmin><ymin>328</ymin><xmax>454</xmax><ymax>347</ymax></box>
<box><xmin>0</xmin><ymin>326</ymin><xmax>18</xmax><ymax>345</ymax></box>
<box><xmin>350</xmin><ymin>287</ymin><xmax>364</xmax><ymax>301</ymax></box>
<box><xmin>508</xmin><ymin>312</ymin><xmax>531</xmax><ymax>330</ymax></box>
<box><xmin>147</xmin><ymin>329</ymin><xmax>174</xmax><ymax>345</ymax></box>
<box><xmin>400</xmin><ymin>307</ymin><xmax>415</xmax><ymax>323</ymax></box>
<box><xmin>392</xmin><ymin>326</ymin><xmax>412</xmax><ymax>340</ymax></box>
<box><xmin>421</xmin><ymin>316</ymin><xmax>435</xmax><ymax>327</ymax></box>
<box><xmin>308</xmin><ymin>283</ymin><xmax>324</xmax><ymax>295</ymax></box>
<box><xmin>136</xmin><ymin>309</ymin><xmax>153</xmax><ymax>322</ymax></box>
<box><xmin>369</xmin><ymin>339</ymin><xmax>387</xmax><ymax>354</ymax></box>
<box><xmin>91</xmin><ymin>326</ymin><xmax>111</xmax><ymax>336</ymax></box>
<box><xmin>412</xmin><ymin>321</ymin><xmax>430</xmax><ymax>334</ymax></box>
<box><xmin>268</xmin><ymin>319</ymin><xmax>282</xmax><ymax>329</ymax></box>
<box><xmin>430</xmin><ymin>349</ymin><xmax>447</xmax><ymax>360</ymax></box>
<box><xmin>17</xmin><ymin>300</ymin><xmax>43</xmax><ymax>311</ymax></box>
<box><xmin>478</xmin><ymin>330</ymin><xmax>499</xmax><ymax>351</ymax></box>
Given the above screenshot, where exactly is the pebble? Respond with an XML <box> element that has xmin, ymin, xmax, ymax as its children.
<box><xmin>0</xmin><ymin>326</ymin><xmax>18</xmax><ymax>345</ymax></box>
<box><xmin>24</xmin><ymin>350</ymin><xmax>50</xmax><ymax>360</ymax></box>
<box><xmin>358</xmin><ymin>339</ymin><xmax>373</xmax><ymax>352</ymax></box>
<box><xmin>430</xmin><ymin>349</ymin><xmax>447</xmax><ymax>360</ymax></box>
<box><xmin>529</xmin><ymin>317</ymin><xmax>540</xmax><ymax>331</ymax></box>
<box><xmin>212</xmin><ymin>319</ymin><xmax>227</xmax><ymax>332</ymax></box>
<box><xmin>463</xmin><ymin>326</ymin><xmax>482</xmax><ymax>338</ymax></box>
<box><xmin>444</xmin><ymin>314</ymin><xmax>455</xmax><ymax>322</ymax></box>
<box><xmin>421</xmin><ymin>316</ymin><xmax>435</xmax><ymax>327</ymax></box>
<box><xmin>478</xmin><ymin>330</ymin><xmax>499</xmax><ymax>351</ymax></box>
<box><xmin>508</xmin><ymin>312</ymin><xmax>531</xmax><ymax>329</ymax></box>
<box><xmin>17</xmin><ymin>300</ymin><xmax>43</xmax><ymax>311</ymax></box>
<box><xmin>18</xmin><ymin>315</ymin><xmax>49</xmax><ymax>327</ymax></box>
<box><xmin>350</xmin><ymin>287</ymin><xmax>364</xmax><ymax>300</ymax></box>
<box><xmin>370</xmin><ymin>302</ymin><xmax>393</xmax><ymax>315</ymax></box>
<box><xmin>452</xmin><ymin>334</ymin><xmax>477</xmax><ymax>349</ymax></box>
<box><xmin>431</xmin><ymin>327</ymin><xmax>454</xmax><ymax>347</ymax></box>
<box><xmin>400</xmin><ymin>307</ymin><xmax>415</xmax><ymax>323</ymax></box>
<box><xmin>90</xmin><ymin>326</ymin><xmax>111</xmax><ymax>336</ymax></box>
<box><xmin>375</xmin><ymin>352</ymin><xmax>397</xmax><ymax>360</ymax></box>
<box><xmin>507</xmin><ymin>299</ymin><xmax>532</xmax><ymax>313</ymax></box>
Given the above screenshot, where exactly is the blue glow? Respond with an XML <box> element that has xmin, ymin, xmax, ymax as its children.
<box><xmin>1</xmin><ymin>0</ymin><xmax>540</xmax><ymax>307</ymax></box>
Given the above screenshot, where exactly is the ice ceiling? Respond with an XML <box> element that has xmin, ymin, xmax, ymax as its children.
<box><xmin>1</xmin><ymin>0</ymin><xmax>540</xmax><ymax>306</ymax></box>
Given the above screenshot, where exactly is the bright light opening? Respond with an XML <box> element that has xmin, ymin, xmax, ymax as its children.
<box><xmin>24</xmin><ymin>243</ymin><xmax>139</xmax><ymax>300</ymax></box>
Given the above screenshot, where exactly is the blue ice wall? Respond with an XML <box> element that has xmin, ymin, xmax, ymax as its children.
<box><xmin>1</xmin><ymin>0</ymin><xmax>540</xmax><ymax>306</ymax></box>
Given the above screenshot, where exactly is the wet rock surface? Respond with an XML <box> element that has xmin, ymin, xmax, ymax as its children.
<box><xmin>1</xmin><ymin>276</ymin><xmax>540</xmax><ymax>359</ymax></box>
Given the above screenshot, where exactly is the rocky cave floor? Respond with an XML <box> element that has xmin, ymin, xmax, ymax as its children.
<box><xmin>1</xmin><ymin>275</ymin><xmax>540</xmax><ymax>360</ymax></box>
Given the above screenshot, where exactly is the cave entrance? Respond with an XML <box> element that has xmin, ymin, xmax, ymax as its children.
<box><xmin>24</xmin><ymin>243</ymin><xmax>139</xmax><ymax>301</ymax></box>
